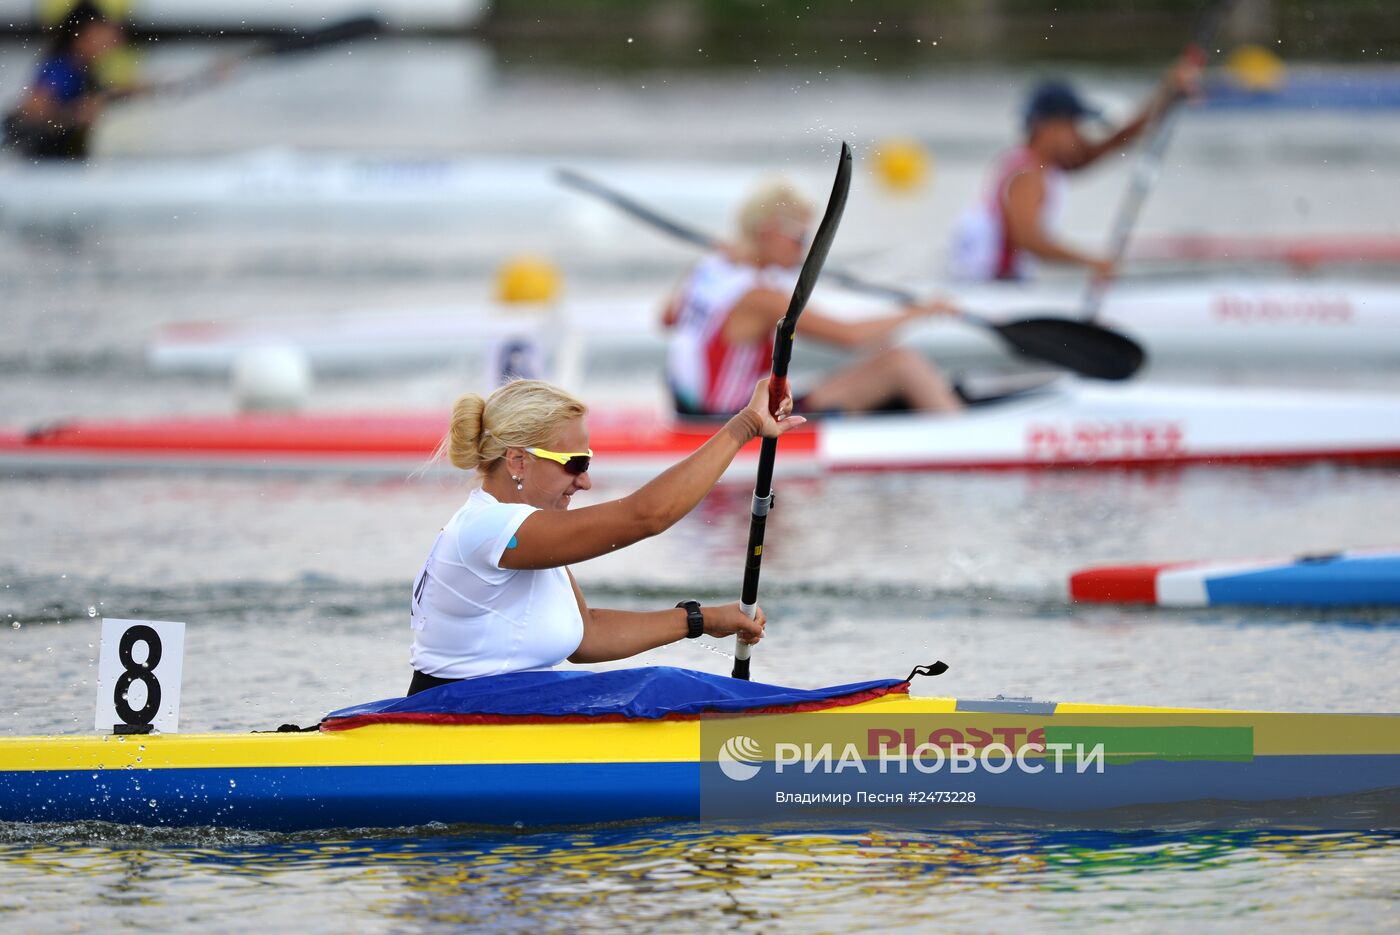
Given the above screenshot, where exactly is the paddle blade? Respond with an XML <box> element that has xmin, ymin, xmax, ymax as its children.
<box><xmin>771</xmin><ymin>142</ymin><xmax>852</xmax><ymax>378</ymax></box>
<box><xmin>261</xmin><ymin>16</ymin><xmax>383</xmax><ymax>57</ymax></box>
<box><xmin>991</xmin><ymin>317</ymin><xmax>1147</xmax><ymax>380</ymax></box>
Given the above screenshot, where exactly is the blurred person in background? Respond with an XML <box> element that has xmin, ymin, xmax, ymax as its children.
<box><xmin>663</xmin><ymin>180</ymin><xmax>964</xmax><ymax>418</ymax></box>
<box><xmin>948</xmin><ymin>56</ymin><xmax>1200</xmax><ymax>283</ymax></box>
<box><xmin>3</xmin><ymin>1</ymin><xmax>131</xmax><ymax>160</ymax></box>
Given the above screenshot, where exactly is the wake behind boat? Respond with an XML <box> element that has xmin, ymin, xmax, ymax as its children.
<box><xmin>4</xmin><ymin>378</ymin><xmax>1400</xmax><ymax>477</ymax></box>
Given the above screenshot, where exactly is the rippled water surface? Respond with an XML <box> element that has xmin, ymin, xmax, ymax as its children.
<box><xmin>2</xmin><ymin>34</ymin><xmax>1399</xmax><ymax>934</ymax></box>
<box><xmin>0</xmin><ymin>825</ymin><xmax>1396</xmax><ymax>933</ymax></box>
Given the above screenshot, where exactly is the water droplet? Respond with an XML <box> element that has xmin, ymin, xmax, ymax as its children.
<box><xmin>87</xmin><ymin>606</ymin><xmax>97</xmax><ymax>617</ymax></box>
<box><xmin>10</xmin><ymin>622</ymin><xmax>18</xmax><ymax>630</ymax></box>
<box><xmin>229</xmin><ymin>779</ymin><xmax>237</xmax><ymax>788</ymax></box>
<box><xmin>149</xmin><ymin>799</ymin><xmax>157</xmax><ymax>808</ymax></box>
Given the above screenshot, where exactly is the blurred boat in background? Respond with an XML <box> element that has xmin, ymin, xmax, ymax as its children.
<box><xmin>1071</xmin><ymin>548</ymin><xmax>1400</xmax><ymax>608</ymax></box>
<box><xmin>1132</xmin><ymin>234</ymin><xmax>1400</xmax><ymax>271</ymax></box>
<box><xmin>0</xmin><ymin>150</ymin><xmax>752</xmax><ymax>237</ymax></box>
<box><xmin>0</xmin><ymin>0</ymin><xmax>488</xmax><ymax>31</ymax></box>
<box><xmin>5</xmin><ymin>378</ymin><xmax>1400</xmax><ymax>477</ymax></box>
<box><xmin>146</xmin><ymin>277</ymin><xmax>1400</xmax><ymax>376</ymax></box>
<box><xmin>1201</xmin><ymin>71</ymin><xmax>1400</xmax><ymax>111</ymax></box>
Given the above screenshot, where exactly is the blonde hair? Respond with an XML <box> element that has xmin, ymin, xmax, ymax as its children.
<box><xmin>439</xmin><ymin>379</ymin><xmax>587</xmax><ymax>475</ymax></box>
<box><xmin>737</xmin><ymin>179</ymin><xmax>814</xmax><ymax>248</ymax></box>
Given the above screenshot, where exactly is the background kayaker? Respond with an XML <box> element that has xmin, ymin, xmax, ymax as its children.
<box><xmin>406</xmin><ymin>377</ymin><xmax>799</xmax><ymax>696</ymax></box>
<box><xmin>3</xmin><ymin>2</ymin><xmax>130</xmax><ymax>161</ymax></box>
<box><xmin>662</xmin><ymin>180</ymin><xmax>964</xmax><ymax>417</ymax></box>
<box><xmin>947</xmin><ymin>56</ymin><xmax>1201</xmax><ymax>283</ymax></box>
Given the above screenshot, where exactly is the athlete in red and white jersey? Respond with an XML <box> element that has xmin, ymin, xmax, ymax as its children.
<box><xmin>665</xmin><ymin>180</ymin><xmax>963</xmax><ymax>417</ymax></box>
<box><xmin>949</xmin><ymin>60</ymin><xmax>1199</xmax><ymax>283</ymax></box>
<box><xmin>949</xmin><ymin>144</ymin><xmax>1068</xmax><ymax>282</ymax></box>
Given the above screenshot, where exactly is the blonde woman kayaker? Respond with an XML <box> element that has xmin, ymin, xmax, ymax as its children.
<box><xmin>662</xmin><ymin>180</ymin><xmax>963</xmax><ymax>417</ymax></box>
<box><xmin>406</xmin><ymin>377</ymin><xmax>800</xmax><ymax>695</ymax></box>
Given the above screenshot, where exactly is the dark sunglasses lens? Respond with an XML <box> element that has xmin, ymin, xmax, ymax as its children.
<box><xmin>564</xmin><ymin>456</ymin><xmax>591</xmax><ymax>475</ymax></box>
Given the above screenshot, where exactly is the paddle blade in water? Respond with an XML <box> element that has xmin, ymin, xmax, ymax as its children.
<box><xmin>993</xmin><ymin>318</ymin><xmax>1147</xmax><ymax>380</ymax></box>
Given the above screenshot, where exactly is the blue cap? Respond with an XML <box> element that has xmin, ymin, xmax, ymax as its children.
<box><xmin>1024</xmin><ymin>81</ymin><xmax>1102</xmax><ymax>128</ymax></box>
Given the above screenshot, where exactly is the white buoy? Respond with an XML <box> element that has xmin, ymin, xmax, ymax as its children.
<box><xmin>232</xmin><ymin>345</ymin><xmax>312</xmax><ymax>412</ymax></box>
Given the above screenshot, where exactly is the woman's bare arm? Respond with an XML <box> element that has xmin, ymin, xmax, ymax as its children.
<box><xmin>725</xmin><ymin>286</ymin><xmax>934</xmax><ymax>351</ymax></box>
<box><xmin>501</xmin><ymin>380</ymin><xmax>802</xmax><ymax>570</ymax></box>
<box><xmin>565</xmin><ymin>571</ymin><xmax>765</xmax><ymax>663</ymax></box>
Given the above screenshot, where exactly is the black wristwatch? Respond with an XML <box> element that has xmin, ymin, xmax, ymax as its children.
<box><xmin>676</xmin><ymin>600</ymin><xmax>704</xmax><ymax>639</ymax></box>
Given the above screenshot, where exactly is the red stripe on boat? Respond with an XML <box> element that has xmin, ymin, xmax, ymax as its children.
<box><xmin>1069</xmin><ymin>564</ymin><xmax>1178</xmax><ymax>604</ymax></box>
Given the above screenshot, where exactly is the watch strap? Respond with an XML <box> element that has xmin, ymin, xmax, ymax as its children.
<box><xmin>675</xmin><ymin>600</ymin><xmax>704</xmax><ymax>639</ymax></box>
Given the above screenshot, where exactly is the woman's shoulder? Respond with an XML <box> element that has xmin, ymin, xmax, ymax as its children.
<box><xmin>451</xmin><ymin>488</ymin><xmax>533</xmax><ymax>525</ymax></box>
<box><xmin>447</xmin><ymin>489</ymin><xmax>533</xmax><ymax>546</ymax></box>
<box><xmin>444</xmin><ymin>490</ymin><xmax>539</xmax><ymax>572</ymax></box>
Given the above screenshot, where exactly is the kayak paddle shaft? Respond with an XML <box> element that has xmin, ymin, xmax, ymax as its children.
<box><xmin>733</xmin><ymin>142</ymin><xmax>852</xmax><ymax>680</ymax></box>
<box><xmin>1085</xmin><ymin>0</ymin><xmax>1238</xmax><ymax>320</ymax></box>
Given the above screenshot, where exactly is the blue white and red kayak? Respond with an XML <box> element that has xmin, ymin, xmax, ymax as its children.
<box><xmin>1</xmin><ymin>667</ymin><xmax>1396</xmax><ymax>831</ymax></box>
<box><xmin>4</xmin><ymin>379</ymin><xmax>1400</xmax><ymax>477</ymax></box>
<box><xmin>1070</xmin><ymin>549</ymin><xmax>1400</xmax><ymax>608</ymax></box>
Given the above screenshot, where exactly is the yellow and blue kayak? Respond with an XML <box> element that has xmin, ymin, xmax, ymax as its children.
<box><xmin>2</xmin><ymin>683</ymin><xmax>1397</xmax><ymax>831</ymax></box>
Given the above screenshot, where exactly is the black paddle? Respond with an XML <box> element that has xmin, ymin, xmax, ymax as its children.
<box><xmin>556</xmin><ymin>168</ymin><xmax>1145</xmax><ymax>381</ymax></box>
<box><xmin>110</xmin><ymin>17</ymin><xmax>384</xmax><ymax>102</ymax></box>
<box><xmin>733</xmin><ymin>142</ymin><xmax>852</xmax><ymax>681</ymax></box>
<box><xmin>257</xmin><ymin>16</ymin><xmax>384</xmax><ymax>58</ymax></box>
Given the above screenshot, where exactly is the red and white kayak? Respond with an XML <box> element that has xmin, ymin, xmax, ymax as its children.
<box><xmin>1070</xmin><ymin>549</ymin><xmax>1400</xmax><ymax>608</ymax></box>
<box><xmin>5</xmin><ymin>379</ymin><xmax>1400</xmax><ymax>478</ymax></box>
<box><xmin>146</xmin><ymin>277</ymin><xmax>1400</xmax><ymax>376</ymax></box>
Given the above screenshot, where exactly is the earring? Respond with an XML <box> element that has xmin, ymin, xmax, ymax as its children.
<box><xmin>514</xmin><ymin>476</ymin><xmax>523</xmax><ymax>491</ymax></box>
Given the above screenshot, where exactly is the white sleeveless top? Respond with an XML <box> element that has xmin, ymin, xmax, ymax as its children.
<box><xmin>667</xmin><ymin>253</ymin><xmax>794</xmax><ymax>414</ymax></box>
<box><xmin>948</xmin><ymin>146</ymin><xmax>1065</xmax><ymax>282</ymax></box>
<box><xmin>409</xmin><ymin>488</ymin><xmax>584</xmax><ymax>680</ymax></box>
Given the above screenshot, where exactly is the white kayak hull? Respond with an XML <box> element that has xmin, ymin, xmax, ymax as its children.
<box><xmin>146</xmin><ymin>277</ymin><xmax>1400</xmax><ymax>377</ymax></box>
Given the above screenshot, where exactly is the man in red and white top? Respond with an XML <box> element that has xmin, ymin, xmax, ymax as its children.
<box><xmin>949</xmin><ymin>59</ymin><xmax>1199</xmax><ymax>283</ymax></box>
<box><xmin>664</xmin><ymin>180</ymin><xmax>962</xmax><ymax>417</ymax></box>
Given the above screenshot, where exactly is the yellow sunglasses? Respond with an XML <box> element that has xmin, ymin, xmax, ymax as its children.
<box><xmin>526</xmin><ymin>446</ymin><xmax>593</xmax><ymax>475</ymax></box>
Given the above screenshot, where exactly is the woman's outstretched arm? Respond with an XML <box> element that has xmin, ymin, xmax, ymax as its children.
<box><xmin>501</xmin><ymin>379</ymin><xmax>802</xmax><ymax>570</ymax></box>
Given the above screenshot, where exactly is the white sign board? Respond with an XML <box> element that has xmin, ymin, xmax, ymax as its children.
<box><xmin>94</xmin><ymin>618</ymin><xmax>185</xmax><ymax>734</ymax></box>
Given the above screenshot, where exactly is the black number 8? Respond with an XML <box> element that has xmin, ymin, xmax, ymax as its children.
<box><xmin>114</xmin><ymin>625</ymin><xmax>163</xmax><ymax>726</ymax></box>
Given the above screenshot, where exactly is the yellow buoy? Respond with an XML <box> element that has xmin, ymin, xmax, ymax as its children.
<box><xmin>872</xmin><ymin>138</ymin><xmax>932</xmax><ymax>194</ymax></box>
<box><xmin>39</xmin><ymin>0</ymin><xmax>131</xmax><ymax>25</ymax></box>
<box><xmin>495</xmin><ymin>256</ymin><xmax>562</xmax><ymax>305</ymax></box>
<box><xmin>1225</xmin><ymin>44</ymin><xmax>1286</xmax><ymax>93</ymax></box>
<box><xmin>96</xmin><ymin>46</ymin><xmax>140</xmax><ymax>89</ymax></box>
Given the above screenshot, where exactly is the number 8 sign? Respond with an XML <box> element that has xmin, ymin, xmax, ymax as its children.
<box><xmin>95</xmin><ymin>619</ymin><xmax>185</xmax><ymax>734</ymax></box>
